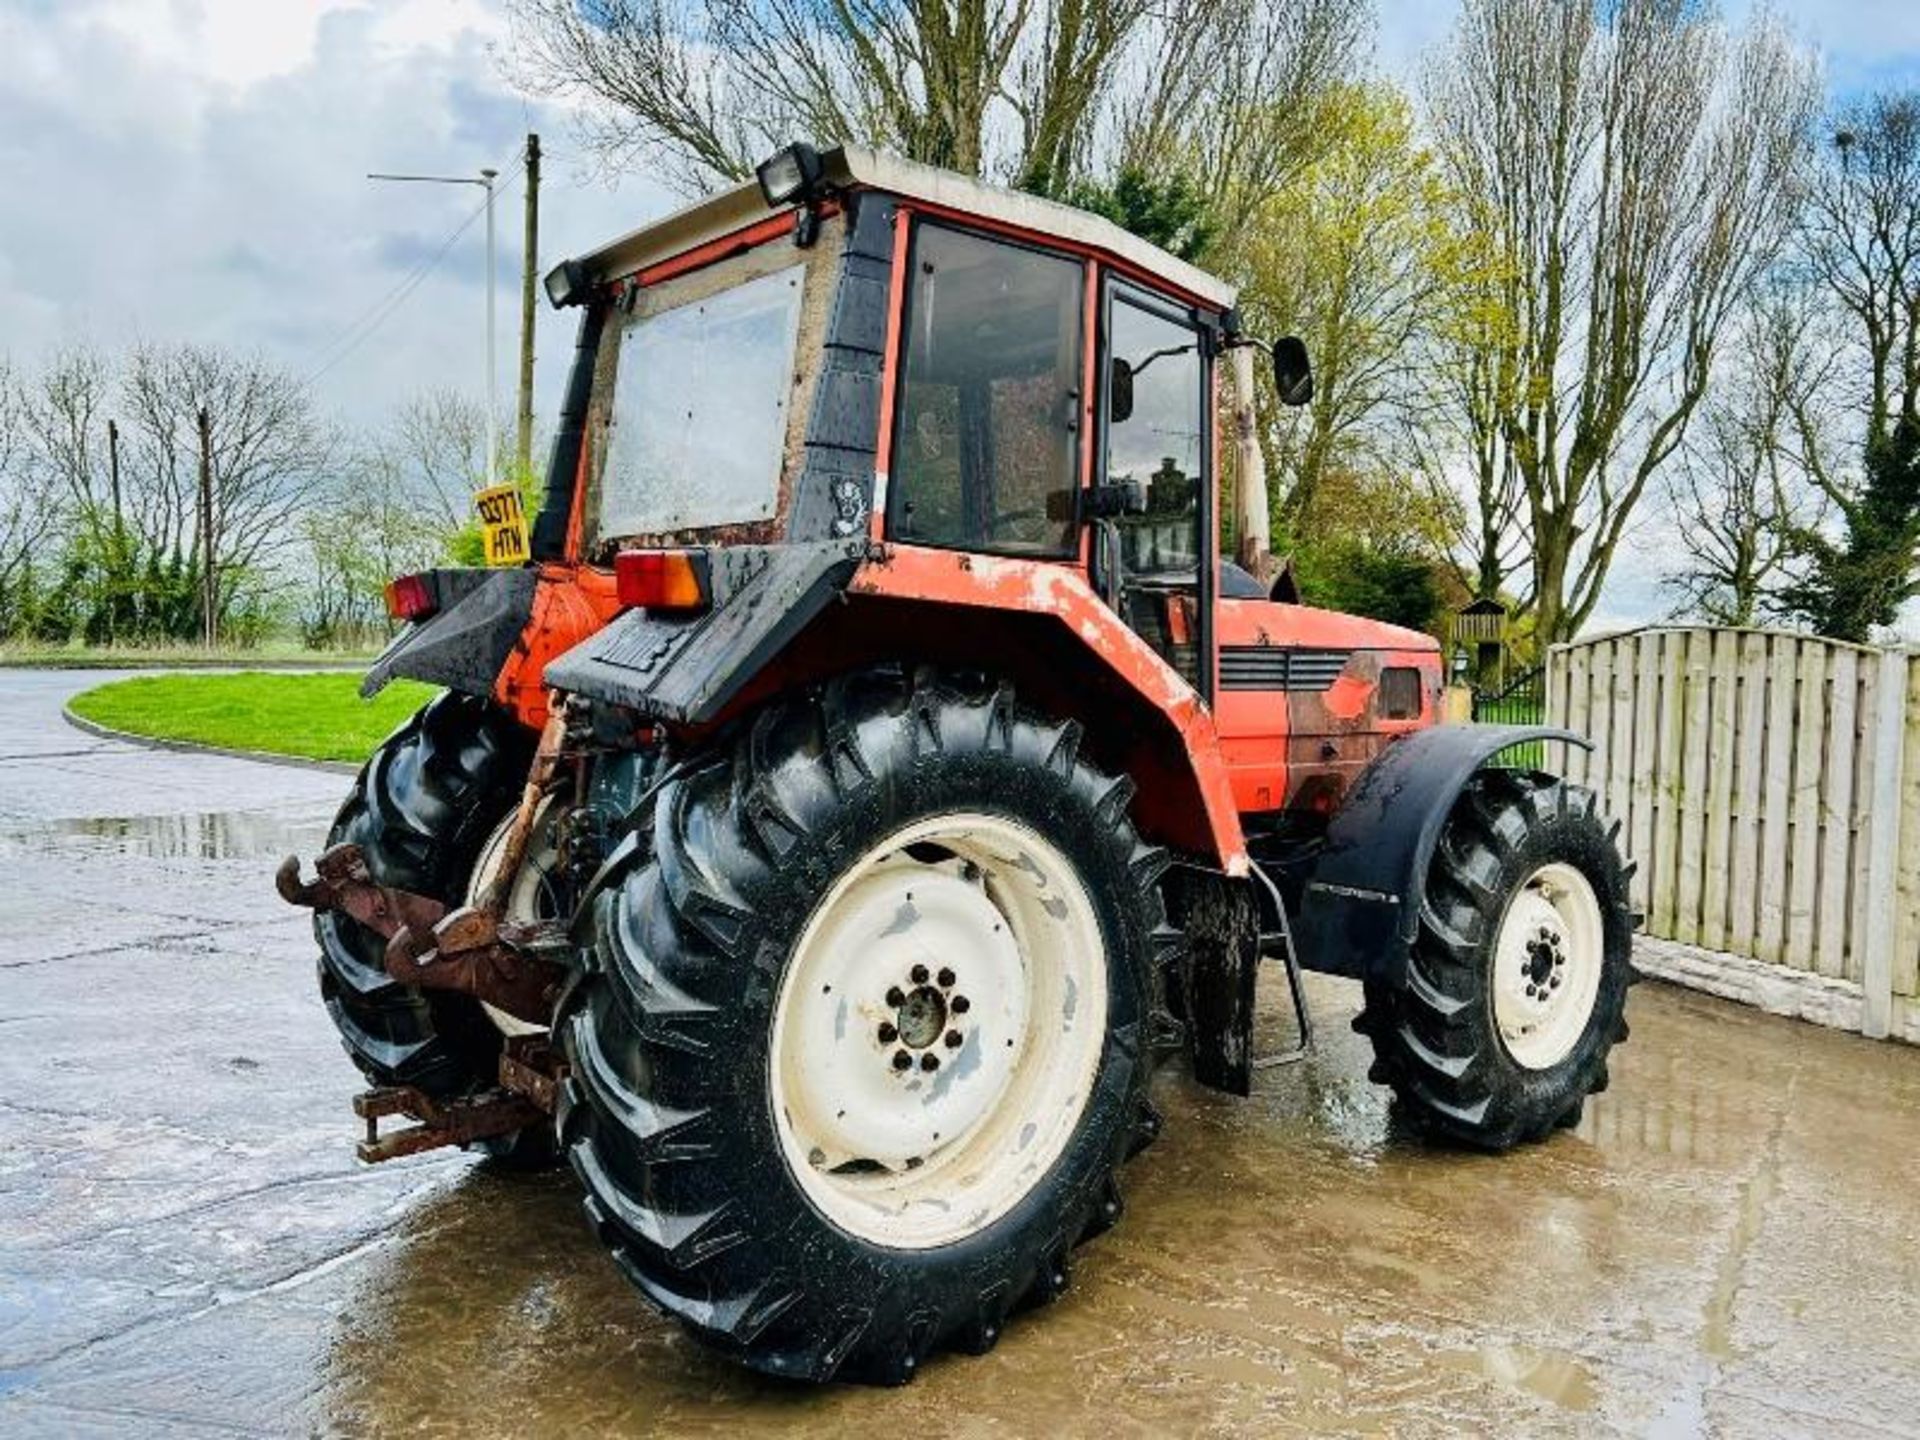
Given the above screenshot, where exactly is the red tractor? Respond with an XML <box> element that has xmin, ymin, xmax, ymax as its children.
<box><xmin>280</xmin><ymin>144</ymin><xmax>1635</xmax><ymax>1384</ymax></box>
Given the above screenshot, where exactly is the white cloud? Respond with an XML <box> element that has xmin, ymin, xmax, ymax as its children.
<box><xmin>0</xmin><ymin>0</ymin><xmax>674</xmax><ymax>430</ymax></box>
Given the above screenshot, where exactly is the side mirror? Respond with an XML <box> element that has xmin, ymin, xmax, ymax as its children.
<box><xmin>1109</xmin><ymin>356</ymin><xmax>1135</xmax><ymax>424</ymax></box>
<box><xmin>1273</xmin><ymin>336</ymin><xmax>1313</xmax><ymax>407</ymax></box>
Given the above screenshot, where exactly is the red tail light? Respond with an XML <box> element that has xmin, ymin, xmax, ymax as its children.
<box><xmin>384</xmin><ymin>573</ymin><xmax>436</xmax><ymax>622</ymax></box>
<box><xmin>615</xmin><ymin>549</ymin><xmax>711</xmax><ymax>612</ymax></box>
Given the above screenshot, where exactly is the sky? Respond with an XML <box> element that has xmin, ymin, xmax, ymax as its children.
<box><xmin>2</xmin><ymin>0</ymin><xmax>1919</xmax><ymax>631</ymax></box>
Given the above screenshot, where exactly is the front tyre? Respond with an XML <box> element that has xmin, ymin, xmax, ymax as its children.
<box><xmin>1356</xmin><ymin>769</ymin><xmax>1636</xmax><ymax>1150</ymax></box>
<box><xmin>560</xmin><ymin>668</ymin><xmax>1172</xmax><ymax>1383</ymax></box>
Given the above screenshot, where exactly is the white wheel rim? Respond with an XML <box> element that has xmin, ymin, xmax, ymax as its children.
<box><xmin>468</xmin><ymin>799</ymin><xmax>564</xmax><ymax>1037</ymax></box>
<box><xmin>769</xmin><ymin>812</ymin><xmax>1107</xmax><ymax>1250</ymax></box>
<box><xmin>1490</xmin><ymin>861</ymin><xmax>1604</xmax><ymax>1070</ymax></box>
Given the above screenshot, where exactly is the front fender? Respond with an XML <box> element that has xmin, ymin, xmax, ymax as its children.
<box><xmin>1291</xmin><ymin>725</ymin><xmax>1590</xmax><ymax>982</ymax></box>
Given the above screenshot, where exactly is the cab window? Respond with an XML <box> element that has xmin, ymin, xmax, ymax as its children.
<box><xmin>888</xmin><ymin>224</ymin><xmax>1084</xmax><ymax>556</ymax></box>
<box><xmin>1106</xmin><ymin>296</ymin><xmax>1204</xmax><ymax>579</ymax></box>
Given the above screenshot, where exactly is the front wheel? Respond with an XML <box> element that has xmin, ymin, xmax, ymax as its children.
<box><xmin>559</xmin><ymin>668</ymin><xmax>1172</xmax><ymax>1383</ymax></box>
<box><xmin>1356</xmin><ymin>768</ymin><xmax>1636</xmax><ymax>1149</ymax></box>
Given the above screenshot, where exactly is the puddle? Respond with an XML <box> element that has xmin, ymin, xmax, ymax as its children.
<box><xmin>0</xmin><ymin>810</ymin><xmax>329</xmax><ymax>861</ymax></box>
<box><xmin>1464</xmin><ymin>1342</ymin><xmax>1599</xmax><ymax>1410</ymax></box>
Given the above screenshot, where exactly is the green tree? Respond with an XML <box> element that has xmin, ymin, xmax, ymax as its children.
<box><xmin>1777</xmin><ymin>93</ymin><xmax>1920</xmax><ymax>640</ymax></box>
<box><xmin>1236</xmin><ymin>84</ymin><xmax>1479</xmax><ymax>535</ymax></box>
<box><xmin>1039</xmin><ymin>166</ymin><xmax>1216</xmax><ymax>263</ymax></box>
<box><xmin>1778</xmin><ymin>417</ymin><xmax>1920</xmax><ymax>641</ymax></box>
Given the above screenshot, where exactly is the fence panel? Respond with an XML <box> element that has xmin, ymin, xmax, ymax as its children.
<box><xmin>1545</xmin><ymin>627</ymin><xmax>1918</xmax><ymax>1043</ymax></box>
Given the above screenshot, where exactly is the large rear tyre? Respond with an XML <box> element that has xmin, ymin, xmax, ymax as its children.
<box><xmin>560</xmin><ymin>668</ymin><xmax>1172</xmax><ymax>1383</ymax></box>
<box><xmin>313</xmin><ymin>691</ymin><xmax>555</xmax><ymax>1166</ymax></box>
<box><xmin>1355</xmin><ymin>768</ymin><xmax>1636</xmax><ymax>1150</ymax></box>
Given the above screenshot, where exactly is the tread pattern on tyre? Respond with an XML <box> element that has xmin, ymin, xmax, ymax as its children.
<box><xmin>560</xmin><ymin>665</ymin><xmax>1173</xmax><ymax>1384</ymax></box>
<box><xmin>1355</xmin><ymin>768</ymin><xmax>1638</xmax><ymax>1150</ymax></box>
<box><xmin>315</xmin><ymin>692</ymin><xmax>533</xmax><ymax>1099</ymax></box>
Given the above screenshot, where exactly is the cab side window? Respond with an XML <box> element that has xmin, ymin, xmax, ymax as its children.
<box><xmin>888</xmin><ymin>224</ymin><xmax>1084</xmax><ymax>556</ymax></box>
<box><xmin>1106</xmin><ymin>297</ymin><xmax>1203</xmax><ymax>578</ymax></box>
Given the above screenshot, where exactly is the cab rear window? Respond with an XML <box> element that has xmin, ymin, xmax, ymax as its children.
<box><xmin>599</xmin><ymin>262</ymin><xmax>806</xmax><ymax>537</ymax></box>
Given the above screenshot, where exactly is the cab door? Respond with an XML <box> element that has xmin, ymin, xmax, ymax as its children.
<box><xmin>1095</xmin><ymin>281</ymin><xmax>1215</xmax><ymax>704</ymax></box>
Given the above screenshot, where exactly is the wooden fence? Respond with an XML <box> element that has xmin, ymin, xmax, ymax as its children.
<box><xmin>1545</xmin><ymin>627</ymin><xmax>1920</xmax><ymax>1044</ymax></box>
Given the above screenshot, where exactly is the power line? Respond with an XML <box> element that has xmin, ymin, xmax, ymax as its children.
<box><xmin>303</xmin><ymin>143</ymin><xmax>527</xmax><ymax>388</ymax></box>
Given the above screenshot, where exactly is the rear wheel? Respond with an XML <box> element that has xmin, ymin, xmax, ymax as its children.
<box><xmin>314</xmin><ymin>692</ymin><xmax>555</xmax><ymax>1165</ymax></box>
<box><xmin>559</xmin><ymin>668</ymin><xmax>1172</xmax><ymax>1383</ymax></box>
<box><xmin>1355</xmin><ymin>768</ymin><xmax>1636</xmax><ymax>1149</ymax></box>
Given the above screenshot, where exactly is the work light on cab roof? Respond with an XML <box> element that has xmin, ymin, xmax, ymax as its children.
<box><xmin>280</xmin><ymin>141</ymin><xmax>1638</xmax><ymax>1388</ymax></box>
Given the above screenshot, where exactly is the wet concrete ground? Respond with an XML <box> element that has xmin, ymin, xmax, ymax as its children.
<box><xmin>2</xmin><ymin>668</ymin><xmax>1918</xmax><ymax>1437</ymax></box>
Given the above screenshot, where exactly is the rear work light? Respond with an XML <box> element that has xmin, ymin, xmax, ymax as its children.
<box><xmin>384</xmin><ymin>573</ymin><xmax>436</xmax><ymax>622</ymax></box>
<box><xmin>615</xmin><ymin>549</ymin><xmax>712</xmax><ymax>613</ymax></box>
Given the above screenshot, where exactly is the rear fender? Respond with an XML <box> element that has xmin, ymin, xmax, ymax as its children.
<box><xmin>361</xmin><ymin>568</ymin><xmax>536</xmax><ymax>701</ymax></box>
<box><xmin>848</xmin><ymin>545</ymin><xmax>1248</xmax><ymax>874</ymax></box>
<box><xmin>543</xmin><ymin>541</ymin><xmax>867</xmax><ymax>726</ymax></box>
<box><xmin>1291</xmin><ymin>725</ymin><xmax>1590</xmax><ymax>983</ymax></box>
<box><xmin>544</xmin><ymin>542</ymin><xmax>1248</xmax><ymax>873</ymax></box>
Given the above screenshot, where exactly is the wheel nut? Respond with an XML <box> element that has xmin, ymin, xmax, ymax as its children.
<box><xmin>920</xmin><ymin>1053</ymin><xmax>940</xmax><ymax>1072</ymax></box>
<box><xmin>951</xmin><ymin>995</ymin><xmax>970</xmax><ymax>1014</ymax></box>
<box><xmin>886</xmin><ymin>986</ymin><xmax>905</xmax><ymax>1007</ymax></box>
<box><xmin>911</xmin><ymin>963</ymin><xmax>930</xmax><ymax>984</ymax></box>
<box><xmin>937</xmin><ymin>967</ymin><xmax>955</xmax><ymax>988</ymax></box>
<box><xmin>944</xmin><ymin>1029</ymin><xmax>963</xmax><ymax>1049</ymax></box>
<box><xmin>1526</xmin><ymin>984</ymin><xmax>1538</xmax><ymax>999</ymax></box>
<box><xmin>1549</xmin><ymin>975</ymin><xmax>1561</xmax><ymax>989</ymax></box>
<box><xmin>878</xmin><ymin>1022</ymin><xmax>898</xmax><ymax>1043</ymax></box>
<box><xmin>892</xmin><ymin>1050</ymin><xmax>912</xmax><ymax>1071</ymax></box>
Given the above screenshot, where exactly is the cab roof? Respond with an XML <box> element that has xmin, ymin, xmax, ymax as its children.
<box><xmin>573</xmin><ymin>144</ymin><xmax>1238</xmax><ymax>312</ymax></box>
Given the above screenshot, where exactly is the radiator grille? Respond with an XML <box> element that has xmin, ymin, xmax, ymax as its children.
<box><xmin>1219</xmin><ymin>646</ymin><xmax>1353</xmax><ymax>692</ymax></box>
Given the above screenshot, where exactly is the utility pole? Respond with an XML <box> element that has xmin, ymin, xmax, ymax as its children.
<box><xmin>106</xmin><ymin>419</ymin><xmax>123</xmax><ymax>543</ymax></box>
<box><xmin>107</xmin><ymin>418</ymin><xmax>123</xmax><ymax>646</ymax></box>
<box><xmin>196</xmin><ymin>406</ymin><xmax>216</xmax><ymax>647</ymax></box>
<box><xmin>482</xmin><ymin>166</ymin><xmax>498</xmax><ymax>488</ymax></box>
<box><xmin>517</xmin><ymin>133</ymin><xmax>540</xmax><ymax>479</ymax></box>
<box><xmin>369</xmin><ymin>163</ymin><xmax>502</xmax><ymax>487</ymax></box>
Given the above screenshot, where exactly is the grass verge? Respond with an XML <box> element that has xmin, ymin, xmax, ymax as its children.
<box><xmin>2</xmin><ymin>641</ymin><xmax>378</xmax><ymax>669</ymax></box>
<box><xmin>68</xmin><ymin>672</ymin><xmax>436</xmax><ymax>765</ymax></box>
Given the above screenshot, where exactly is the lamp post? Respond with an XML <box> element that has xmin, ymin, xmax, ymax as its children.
<box><xmin>368</xmin><ymin>165</ymin><xmax>500</xmax><ymax>487</ymax></box>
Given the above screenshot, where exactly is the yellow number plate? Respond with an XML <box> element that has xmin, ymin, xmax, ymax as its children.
<box><xmin>474</xmin><ymin>484</ymin><xmax>529</xmax><ymax>567</ymax></box>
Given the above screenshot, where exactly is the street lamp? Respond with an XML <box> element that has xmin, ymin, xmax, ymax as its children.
<box><xmin>368</xmin><ymin>165</ymin><xmax>500</xmax><ymax>488</ymax></box>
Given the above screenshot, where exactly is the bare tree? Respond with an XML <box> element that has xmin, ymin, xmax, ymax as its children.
<box><xmin>17</xmin><ymin>344</ymin><xmax>115</xmax><ymax>534</ymax></box>
<box><xmin>1117</xmin><ymin>0</ymin><xmax>1366</xmax><ymax>256</ymax></box>
<box><xmin>385</xmin><ymin>388</ymin><xmax>491</xmax><ymax>532</ymax></box>
<box><xmin>119</xmin><ymin>344</ymin><xmax>332</xmax><ymax>618</ymax></box>
<box><xmin>505</xmin><ymin>0</ymin><xmax>1360</xmax><ymax>203</ymax></box>
<box><xmin>1801</xmin><ymin>93</ymin><xmax>1920</xmax><ymax>441</ymax></box>
<box><xmin>1427</xmin><ymin>0</ymin><xmax>1819</xmax><ymax>641</ymax></box>
<box><xmin>299</xmin><ymin>449</ymin><xmax>450</xmax><ymax>647</ymax></box>
<box><xmin>1663</xmin><ymin>284</ymin><xmax>1833</xmax><ymax>624</ymax></box>
<box><xmin>1768</xmin><ymin>93</ymin><xmax>1920</xmax><ymax>639</ymax></box>
<box><xmin>0</xmin><ymin>359</ymin><xmax>60</xmax><ymax>611</ymax></box>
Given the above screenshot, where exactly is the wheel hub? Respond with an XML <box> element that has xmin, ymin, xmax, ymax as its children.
<box><xmin>1491</xmin><ymin>863</ymin><xmax>1605</xmax><ymax>1070</ymax></box>
<box><xmin>891</xmin><ymin>981</ymin><xmax>957</xmax><ymax>1054</ymax></box>
<box><xmin>1523</xmin><ymin>926</ymin><xmax>1565</xmax><ymax>993</ymax></box>
<box><xmin>769</xmin><ymin>812</ymin><xmax>1107</xmax><ymax>1250</ymax></box>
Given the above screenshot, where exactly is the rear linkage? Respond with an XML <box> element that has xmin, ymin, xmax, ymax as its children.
<box><xmin>277</xmin><ymin>704</ymin><xmax>588</xmax><ymax>1162</ymax></box>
